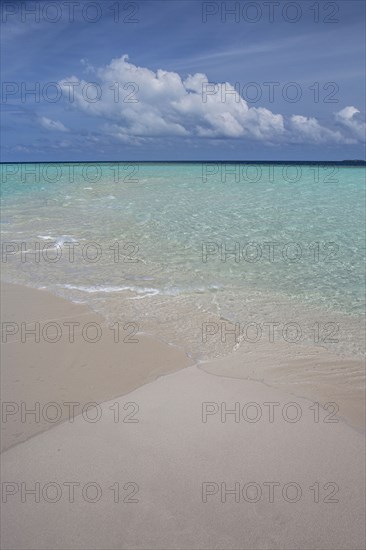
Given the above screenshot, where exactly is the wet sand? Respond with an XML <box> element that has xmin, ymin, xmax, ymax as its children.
<box><xmin>1</xmin><ymin>282</ymin><xmax>193</xmax><ymax>451</ymax></box>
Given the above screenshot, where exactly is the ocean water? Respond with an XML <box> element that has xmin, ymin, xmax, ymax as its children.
<box><xmin>1</xmin><ymin>162</ymin><xmax>365</xmax><ymax>360</ymax></box>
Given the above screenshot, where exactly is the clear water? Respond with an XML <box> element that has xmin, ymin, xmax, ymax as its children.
<box><xmin>1</xmin><ymin>163</ymin><xmax>365</xmax><ymax>360</ymax></box>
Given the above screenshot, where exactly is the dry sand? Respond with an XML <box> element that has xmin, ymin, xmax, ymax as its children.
<box><xmin>1</xmin><ymin>282</ymin><xmax>365</xmax><ymax>549</ymax></box>
<box><xmin>1</xmin><ymin>366</ymin><xmax>365</xmax><ymax>550</ymax></box>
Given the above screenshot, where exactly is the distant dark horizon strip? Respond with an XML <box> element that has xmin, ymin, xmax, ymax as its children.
<box><xmin>1</xmin><ymin>160</ymin><xmax>366</xmax><ymax>166</ymax></box>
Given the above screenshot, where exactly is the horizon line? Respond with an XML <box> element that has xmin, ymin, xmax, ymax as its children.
<box><xmin>1</xmin><ymin>160</ymin><xmax>366</xmax><ymax>165</ymax></box>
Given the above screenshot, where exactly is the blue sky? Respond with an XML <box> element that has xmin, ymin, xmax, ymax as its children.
<box><xmin>1</xmin><ymin>0</ymin><xmax>365</xmax><ymax>161</ymax></box>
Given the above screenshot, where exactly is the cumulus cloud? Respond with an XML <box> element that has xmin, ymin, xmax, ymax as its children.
<box><xmin>40</xmin><ymin>116</ymin><xmax>69</xmax><ymax>132</ymax></box>
<box><xmin>58</xmin><ymin>55</ymin><xmax>364</xmax><ymax>146</ymax></box>
<box><xmin>289</xmin><ymin>115</ymin><xmax>351</xmax><ymax>144</ymax></box>
<box><xmin>58</xmin><ymin>55</ymin><xmax>284</xmax><ymax>143</ymax></box>
<box><xmin>335</xmin><ymin>106</ymin><xmax>366</xmax><ymax>141</ymax></box>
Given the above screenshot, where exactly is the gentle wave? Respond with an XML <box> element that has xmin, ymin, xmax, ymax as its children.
<box><xmin>58</xmin><ymin>282</ymin><xmax>224</xmax><ymax>297</ymax></box>
<box><xmin>60</xmin><ymin>284</ymin><xmax>159</xmax><ymax>295</ymax></box>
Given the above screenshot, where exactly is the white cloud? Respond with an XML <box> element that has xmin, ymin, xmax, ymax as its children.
<box><xmin>80</xmin><ymin>58</ymin><xmax>95</xmax><ymax>74</ymax></box>
<box><xmin>58</xmin><ymin>55</ymin><xmax>364</xmax><ymax>146</ymax></box>
<box><xmin>335</xmin><ymin>106</ymin><xmax>366</xmax><ymax>141</ymax></box>
<box><xmin>289</xmin><ymin>115</ymin><xmax>351</xmax><ymax>144</ymax></box>
<box><xmin>40</xmin><ymin>116</ymin><xmax>69</xmax><ymax>132</ymax></box>
<box><xmin>58</xmin><ymin>55</ymin><xmax>284</xmax><ymax>142</ymax></box>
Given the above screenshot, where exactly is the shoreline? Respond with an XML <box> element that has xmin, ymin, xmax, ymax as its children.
<box><xmin>1</xmin><ymin>281</ymin><xmax>194</xmax><ymax>452</ymax></box>
<box><xmin>1</xmin><ymin>279</ymin><xmax>365</xmax><ymax>453</ymax></box>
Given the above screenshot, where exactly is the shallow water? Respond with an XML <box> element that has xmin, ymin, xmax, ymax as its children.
<box><xmin>1</xmin><ymin>163</ymin><xmax>365</xmax><ymax>360</ymax></box>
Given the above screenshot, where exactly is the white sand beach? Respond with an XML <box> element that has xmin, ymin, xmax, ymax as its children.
<box><xmin>1</xmin><ymin>282</ymin><xmax>365</xmax><ymax>549</ymax></box>
<box><xmin>1</xmin><ymin>364</ymin><xmax>365</xmax><ymax>550</ymax></box>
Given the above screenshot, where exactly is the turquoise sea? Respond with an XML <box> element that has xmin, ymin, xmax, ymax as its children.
<box><xmin>1</xmin><ymin>163</ymin><xmax>365</xmax><ymax>360</ymax></box>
